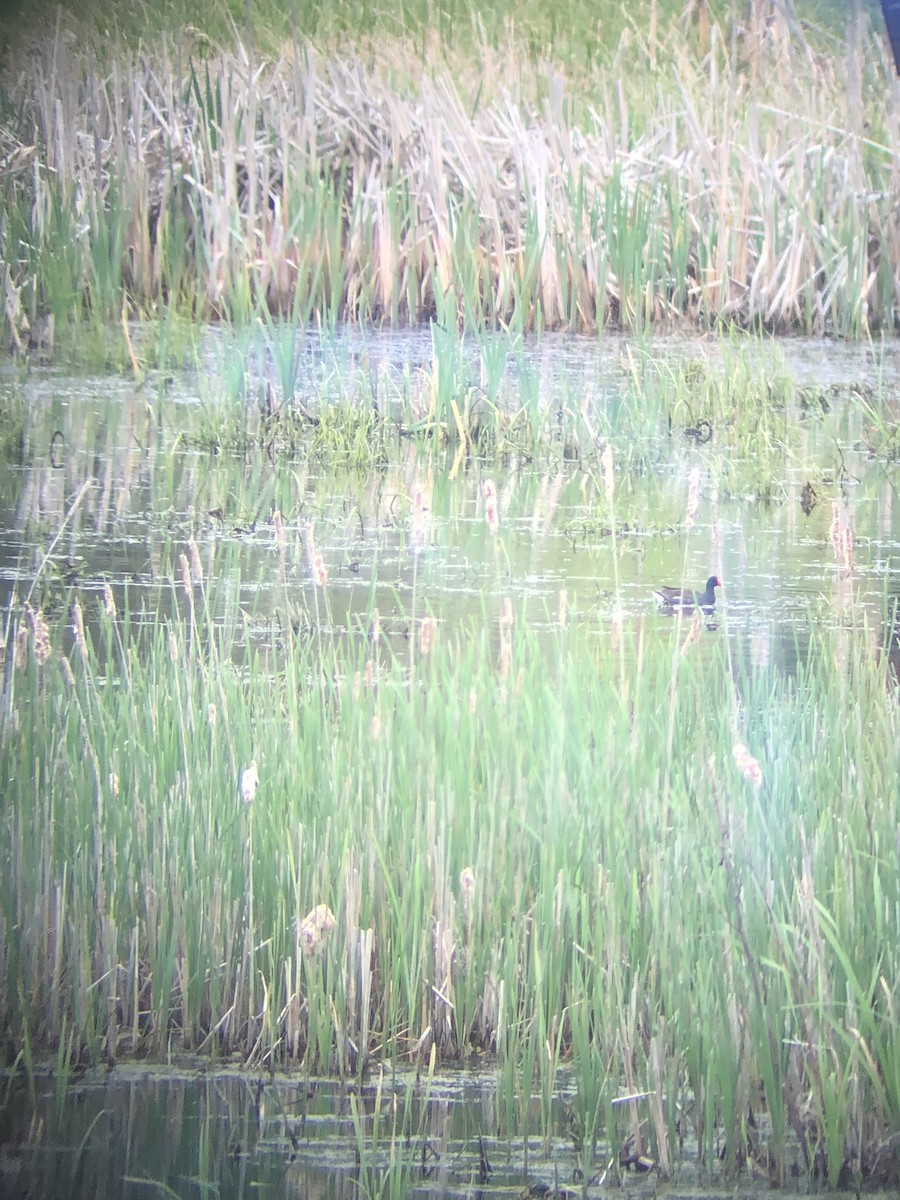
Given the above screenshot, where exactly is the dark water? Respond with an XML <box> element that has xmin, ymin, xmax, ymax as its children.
<box><xmin>0</xmin><ymin>1064</ymin><xmax>881</xmax><ymax>1200</ymax></box>
<box><xmin>0</xmin><ymin>1066</ymin><xmax>591</xmax><ymax>1200</ymax></box>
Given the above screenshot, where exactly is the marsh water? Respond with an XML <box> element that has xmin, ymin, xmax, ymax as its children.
<box><xmin>0</xmin><ymin>1063</ymin><xmax>885</xmax><ymax>1200</ymax></box>
<box><xmin>2</xmin><ymin>326</ymin><xmax>900</xmax><ymax>674</ymax></box>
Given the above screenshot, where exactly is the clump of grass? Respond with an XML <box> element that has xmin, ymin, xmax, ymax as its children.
<box><xmin>1</xmin><ymin>527</ymin><xmax>899</xmax><ymax>1185</ymax></box>
<box><xmin>616</xmin><ymin>342</ymin><xmax>798</xmax><ymax>500</ymax></box>
<box><xmin>187</xmin><ymin>333</ymin><xmax>613</xmax><ymax>468</ymax></box>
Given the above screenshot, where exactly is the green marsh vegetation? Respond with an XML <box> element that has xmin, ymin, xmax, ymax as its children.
<box><xmin>2</xmin><ymin>423</ymin><xmax>900</xmax><ymax>1186</ymax></box>
<box><xmin>2</xmin><ymin>0</ymin><xmax>900</xmax><ymax>1192</ymax></box>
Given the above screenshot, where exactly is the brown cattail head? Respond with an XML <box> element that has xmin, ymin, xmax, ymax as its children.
<box><xmin>732</xmin><ymin>743</ymin><xmax>762</xmax><ymax>789</ymax></box>
<box><xmin>27</xmin><ymin>605</ymin><xmax>51</xmax><ymax>666</ymax></box>
<box><xmin>305</xmin><ymin>522</ymin><xmax>328</xmax><ymax>586</ymax></box>
<box><xmin>680</xmin><ymin>611</ymin><xmax>703</xmax><ymax>657</ymax></box>
<box><xmin>610</xmin><ymin>608</ymin><xmax>624</xmax><ymax>652</ymax></box>
<box><xmin>102</xmin><ymin>583</ymin><xmax>117</xmax><ymax>619</ymax></box>
<box><xmin>14</xmin><ymin>622</ymin><xmax>28</xmax><ymax>671</ymax></box>
<box><xmin>188</xmin><ymin>538</ymin><xmax>203</xmax><ymax>583</ymax></box>
<box><xmin>298</xmin><ymin>903</ymin><xmax>336</xmax><ymax>959</ymax></box>
<box><xmin>483</xmin><ymin>479</ymin><xmax>499</xmax><ymax>533</ymax></box>
<box><xmin>829</xmin><ymin>501</ymin><xmax>841</xmax><ymax>551</ymax></box>
<box><xmin>59</xmin><ymin>655</ymin><xmax>75</xmax><ymax>688</ymax></box>
<box><xmin>71</xmin><ymin>600</ymin><xmax>87</xmax><ymax>659</ymax></box>
<box><xmin>179</xmin><ymin>552</ymin><xmax>193</xmax><ymax>600</ymax></box>
<box><xmin>419</xmin><ymin>616</ymin><xmax>436</xmax><ymax>655</ymax></box>
<box><xmin>558</xmin><ymin>588</ymin><xmax>568</xmax><ymax>629</ymax></box>
<box><xmin>459</xmin><ymin>867</ymin><xmax>476</xmax><ymax>916</ymax></box>
<box><xmin>600</xmin><ymin>442</ymin><xmax>615</xmax><ymax>503</ymax></box>
<box><xmin>410</xmin><ymin>486</ymin><xmax>430</xmax><ymax>551</ymax></box>
<box><xmin>240</xmin><ymin>760</ymin><xmax>259</xmax><ymax>804</ymax></box>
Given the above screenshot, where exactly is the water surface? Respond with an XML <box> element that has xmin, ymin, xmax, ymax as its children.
<box><xmin>2</xmin><ymin>327</ymin><xmax>899</xmax><ymax>676</ymax></box>
<box><xmin>0</xmin><ymin>1063</ymin><xmax>879</xmax><ymax>1200</ymax></box>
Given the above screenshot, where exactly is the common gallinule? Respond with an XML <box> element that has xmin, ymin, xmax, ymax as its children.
<box><xmin>653</xmin><ymin>575</ymin><xmax>721</xmax><ymax>611</ymax></box>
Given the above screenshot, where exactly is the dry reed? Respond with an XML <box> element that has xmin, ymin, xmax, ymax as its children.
<box><xmin>1</xmin><ymin>5</ymin><xmax>898</xmax><ymax>338</ymax></box>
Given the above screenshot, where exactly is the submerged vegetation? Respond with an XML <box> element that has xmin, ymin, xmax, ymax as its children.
<box><xmin>1</xmin><ymin>1</ymin><xmax>899</xmax><ymax>344</ymax></box>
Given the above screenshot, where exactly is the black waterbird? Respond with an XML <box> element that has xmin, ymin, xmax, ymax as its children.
<box><xmin>653</xmin><ymin>575</ymin><xmax>722</xmax><ymax>612</ymax></box>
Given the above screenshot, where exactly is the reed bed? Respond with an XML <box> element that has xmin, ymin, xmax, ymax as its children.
<box><xmin>1</xmin><ymin>551</ymin><xmax>899</xmax><ymax>1187</ymax></box>
<box><xmin>2</xmin><ymin>2</ymin><xmax>900</xmax><ymax>344</ymax></box>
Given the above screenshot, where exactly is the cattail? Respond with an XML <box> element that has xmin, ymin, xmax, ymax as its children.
<box><xmin>828</xmin><ymin>502</ymin><xmax>854</xmax><ymax>569</ymax></box>
<box><xmin>468</xmin><ymin>687</ymin><xmax>477</xmax><ymax>714</ymax></box>
<box><xmin>370</xmin><ymin>713</ymin><xmax>382</xmax><ymax>741</ymax></box>
<box><xmin>313</xmin><ymin>552</ymin><xmax>328</xmax><ymax>586</ymax></box>
<box><xmin>829</xmin><ymin>501</ymin><xmax>841</xmax><ymax>549</ymax></box>
<box><xmin>305</xmin><ymin>522</ymin><xmax>328</xmax><ymax>586</ymax></box>
<box><xmin>680</xmin><ymin>611</ymin><xmax>703</xmax><ymax>656</ymax></box>
<box><xmin>558</xmin><ymin>588</ymin><xmax>568</xmax><ymax>629</ymax></box>
<box><xmin>600</xmin><ymin>442</ymin><xmax>615</xmax><ymax>502</ymax></box>
<box><xmin>208</xmin><ymin>702</ymin><xmax>217</xmax><ymax>729</ymax></box>
<box><xmin>29</xmin><ymin>606</ymin><xmax>51</xmax><ymax>665</ymax></box>
<box><xmin>59</xmin><ymin>655</ymin><xmax>75</xmax><ymax>688</ymax></box>
<box><xmin>179</xmin><ymin>552</ymin><xmax>193</xmax><ymax>600</ymax></box>
<box><xmin>483</xmin><ymin>479</ymin><xmax>499</xmax><ymax>533</ymax></box>
<box><xmin>610</xmin><ymin>608</ymin><xmax>624</xmax><ymax>652</ymax></box>
<box><xmin>685</xmin><ymin>467</ymin><xmax>701</xmax><ymax>530</ymax></box>
<box><xmin>370</xmin><ymin>608</ymin><xmax>381</xmax><ymax>644</ymax></box>
<box><xmin>102</xmin><ymin>583</ymin><xmax>117</xmax><ymax>618</ymax></box>
<box><xmin>109</xmin><ymin>772</ymin><xmax>120</xmax><ymax>798</ymax></box>
<box><xmin>240</xmin><ymin>760</ymin><xmax>259</xmax><ymax>804</ymax></box>
<box><xmin>188</xmin><ymin>538</ymin><xmax>203</xmax><ymax>583</ymax></box>
<box><xmin>168</xmin><ymin>631</ymin><xmax>179</xmax><ymax>663</ymax></box>
<box><xmin>419</xmin><ymin>616</ymin><xmax>436</xmax><ymax>655</ymax></box>
<box><xmin>71</xmin><ymin>599</ymin><xmax>86</xmax><ymax>659</ymax></box>
<box><xmin>365</xmin><ymin>658</ymin><xmax>375</xmax><ymax>689</ymax></box>
<box><xmin>273</xmin><ymin>509</ymin><xmax>284</xmax><ymax>552</ymax></box>
<box><xmin>298</xmin><ymin>903</ymin><xmax>336</xmax><ymax>959</ymax></box>
<box><xmin>410</xmin><ymin>486</ymin><xmax>430</xmax><ymax>551</ymax></box>
<box><xmin>14</xmin><ymin>622</ymin><xmax>28</xmax><ymax>671</ymax></box>
<box><xmin>732</xmin><ymin>743</ymin><xmax>762</xmax><ymax>789</ymax></box>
